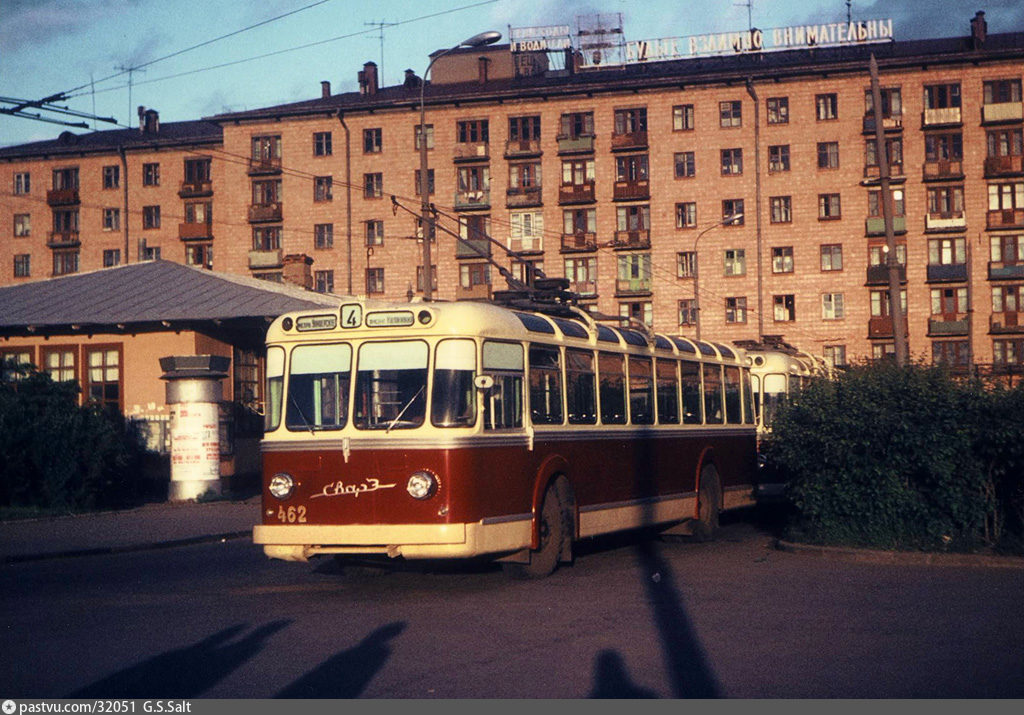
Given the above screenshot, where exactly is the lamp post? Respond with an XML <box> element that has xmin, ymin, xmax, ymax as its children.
<box><xmin>418</xmin><ymin>30</ymin><xmax>501</xmax><ymax>301</ymax></box>
<box><xmin>693</xmin><ymin>213</ymin><xmax>743</xmax><ymax>341</ymax></box>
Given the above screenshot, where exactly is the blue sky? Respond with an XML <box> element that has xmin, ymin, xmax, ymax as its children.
<box><xmin>2</xmin><ymin>0</ymin><xmax>1023</xmax><ymax>147</ymax></box>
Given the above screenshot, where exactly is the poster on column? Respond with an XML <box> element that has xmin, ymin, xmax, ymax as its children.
<box><xmin>170</xmin><ymin>402</ymin><xmax>220</xmax><ymax>481</ymax></box>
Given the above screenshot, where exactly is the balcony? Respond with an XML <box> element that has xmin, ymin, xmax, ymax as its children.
<box><xmin>922</xmin><ymin>107</ymin><xmax>962</xmax><ymax>127</ymax></box>
<box><xmin>454</xmin><ymin>190</ymin><xmax>490</xmax><ymax>210</ymax></box>
<box><xmin>509</xmin><ymin>237</ymin><xmax>543</xmax><ymax>255</ymax></box>
<box><xmin>458</xmin><ymin>283</ymin><xmax>492</xmax><ymax>301</ymax></box>
<box><xmin>616</xmin><ymin>277</ymin><xmax>652</xmax><ymax>295</ymax></box>
<box><xmin>558</xmin><ymin>182</ymin><xmax>595</xmax><ymax>205</ymax></box>
<box><xmin>179</xmin><ymin>222</ymin><xmax>213</xmax><ymax>241</ymax></box>
<box><xmin>866</xmin><ymin>263</ymin><xmax>907</xmax><ymax>285</ymax></box>
<box><xmin>868</xmin><ymin>316</ymin><xmax>908</xmax><ymax>338</ymax></box>
<box><xmin>611</xmin><ymin>130</ymin><xmax>648</xmax><ymax>151</ymax></box>
<box><xmin>613</xmin><ymin>179</ymin><xmax>650</xmax><ymax>201</ymax></box>
<box><xmin>561</xmin><ymin>232</ymin><xmax>597</xmax><ymax>252</ymax></box>
<box><xmin>46</xmin><ymin>188</ymin><xmax>79</xmax><ymax>206</ymax></box>
<box><xmin>866</xmin><ymin>215</ymin><xmax>907</xmax><ymax>235</ymax></box>
<box><xmin>506</xmin><ymin>186</ymin><xmax>542</xmax><ymax>208</ymax></box>
<box><xmin>982</xmin><ymin>102</ymin><xmax>1024</xmax><ymax>124</ymax></box>
<box><xmin>567</xmin><ymin>280</ymin><xmax>598</xmax><ymax>298</ymax></box>
<box><xmin>989</xmin><ymin>261</ymin><xmax>1024</xmax><ymax>280</ymax></box>
<box><xmin>863</xmin><ymin>163</ymin><xmax>904</xmax><ymax>181</ymax></box>
<box><xmin>453</xmin><ymin>142</ymin><xmax>489</xmax><ymax>162</ymax></box>
<box><xmin>863</xmin><ymin>114</ymin><xmax>903</xmax><ymax>133</ymax></box>
<box><xmin>923</xmin><ymin>159</ymin><xmax>964</xmax><ymax>181</ymax></box>
<box><xmin>247</xmin><ymin>157</ymin><xmax>281</xmax><ymax>175</ymax></box>
<box><xmin>556</xmin><ymin>134</ymin><xmax>594</xmax><ymax>154</ymax></box>
<box><xmin>928</xmin><ymin>314</ymin><xmax>969</xmax><ymax>336</ymax></box>
<box><xmin>611</xmin><ymin>230</ymin><xmax>651</xmax><ymax>249</ymax></box>
<box><xmin>927</xmin><ymin>263</ymin><xmax>968</xmax><ymax>282</ymax></box>
<box><xmin>248</xmin><ymin>202</ymin><xmax>282</xmax><ymax>223</ymax></box>
<box><xmin>47</xmin><ymin>230</ymin><xmax>80</xmax><ymax>248</ymax></box>
<box><xmin>985</xmin><ymin>155</ymin><xmax>1024</xmax><ymax>177</ymax></box>
<box><xmin>248</xmin><ymin>249</ymin><xmax>282</xmax><ymax>269</ymax></box>
<box><xmin>455</xmin><ymin>238</ymin><xmax>491</xmax><ymax>259</ymax></box>
<box><xmin>991</xmin><ymin>311</ymin><xmax>1024</xmax><ymax>333</ymax></box>
<box><xmin>504</xmin><ymin>139</ymin><xmax>541</xmax><ymax>158</ymax></box>
<box><xmin>987</xmin><ymin>208</ymin><xmax>1024</xmax><ymax>230</ymax></box>
<box><xmin>178</xmin><ymin>180</ymin><xmax>213</xmax><ymax>198</ymax></box>
<box><xmin>925</xmin><ymin>212</ymin><xmax>967</xmax><ymax>232</ymax></box>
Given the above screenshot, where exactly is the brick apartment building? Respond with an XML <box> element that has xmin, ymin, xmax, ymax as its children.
<box><xmin>2</xmin><ymin>10</ymin><xmax>1023</xmax><ymax>370</ymax></box>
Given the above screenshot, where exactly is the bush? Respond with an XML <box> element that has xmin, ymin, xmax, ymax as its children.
<box><xmin>0</xmin><ymin>368</ymin><xmax>148</xmax><ymax>512</ymax></box>
<box><xmin>765</xmin><ymin>362</ymin><xmax>1024</xmax><ymax>553</ymax></box>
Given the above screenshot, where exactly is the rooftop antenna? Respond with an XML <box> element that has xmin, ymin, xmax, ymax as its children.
<box><xmin>734</xmin><ymin>0</ymin><xmax>754</xmax><ymax>32</ymax></box>
<box><xmin>116</xmin><ymin>64</ymin><xmax>146</xmax><ymax>127</ymax></box>
<box><xmin>847</xmin><ymin>0</ymin><xmax>853</xmax><ymax>24</ymax></box>
<box><xmin>364</xmin><ymin>20</ymin><xmax>397</xmax><ymax>85</ymax></box>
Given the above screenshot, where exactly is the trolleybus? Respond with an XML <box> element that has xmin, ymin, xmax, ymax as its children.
<box><xmin>253</xmin><ymin>298</ymin><xmax>758</xmax><ymax>577</ymax></box>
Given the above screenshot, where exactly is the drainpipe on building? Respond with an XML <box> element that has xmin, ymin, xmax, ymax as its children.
<box><xmin>745</xmin><ymin>78</ymin><xmax>765</xmax><ymax>341</ymax></box>
<box><xmin>118</xmin><ymin>146</ymin><xmax>129</xmax><ymax>263</ymax></box>
<box><xmin>338</xmin><ymin>110</ymin><xmax>353</xmax><ymax>295</ymax></box>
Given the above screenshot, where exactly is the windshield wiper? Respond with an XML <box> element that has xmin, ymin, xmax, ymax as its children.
<box><xmin>288</xmin><ymin>394</ymin><xmax>316</xmax><ymax>435</ymax></box>
<box><xmin>386</xmin><ymin>385</ymin><xmax>425</xmax><ymax>434</ymax></box>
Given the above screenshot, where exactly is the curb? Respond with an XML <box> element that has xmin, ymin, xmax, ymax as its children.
<box><xmin>2</xmin><ymin>530</ymin><xmax>252</xmax><ymax>566</ymax></box>
<box><xmin>776</xmin><ymin>539</ymin><xmax>1024</xmax><ymax>569</ymax></box>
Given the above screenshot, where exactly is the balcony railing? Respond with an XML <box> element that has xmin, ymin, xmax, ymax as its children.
<box><xmin>556</xmin><ymin>134</ymin><xmax>595</xmax><ymax>154</ymax></box>
<box><xmin>866</xmin><ymin>263</ymin><xmax>907</xmax><ymax>285</ymax></box>
<box><xmin>455</xmin><ymin>238</ymin><xmax>491</xmax><ymax>259</ymax></box>
<box><xmin>925</xmin><ymin>212</ymin><xmax>967</xmax><ymax>232</ymax></box>
<box><xmin>248</xmin><ymin>202</ymin><xmax>282</xmax><ymax>223</ymax></box>
<box><xmin>46</xmin><ymin>188</ymin><xmax>80</xmax><ymax>206</ymax></box>
<box><xmin>987</xmin><ymin>208</ymin><xmax>1024</xmax><ymax>230</ymax></box>
<box><xmin>991</xmin><ymin>311</ymin><xmax>1024</xmax><ymax>333</ymax></box>
<box><xmin>863</xmin><ymin>163</ymin><xmax>904</xmax><ymax>180</ymax></box>
<box><xmin>863</xmin><ymin>114</ymin><xmax>903</xmax><ymax>133</ymax></box>
<box><xmin>982</xmin><ymin>102</ymin><xmax>1024</xmax><ymax>124</ymax></box>
<box><xmin>247</xmin><ymin>157</ymin><xmax>282</xmax><ymax>175</ymax></box>
<box><xmin>504</xmin><ymin>139</ymin><xmax>542</xmax><ymax>158</ymax></box>
<box><xmin>248</xmin><ymin>249</ymin><xmax>283</xmax><ymax>269</ymax></box>
<box><xmin>561</xmin><ymin>232</ymin><xmax>597</xmax><ymax>252</ymax></box>
<box><xmin>922</xmin><ymin>107</ymin><xmax>962</xmax><ymax>126</ymax></box>
<box><xmin>868</xmin><ymin>315</ymin><xmax>908</xmax><ymax>338</ymax></box>
<box><xmin>179</xmin><ymin>180</ymin><xmax>213</xmax><ymax>198</ymax></box>
<box><xmin>616</xmin><ymin>277</ymin><xmax>652</xmax><ymax>295</ymax></box>
<box><xmin>989</xmin><ymin>261</ymin><xmax>1024</xmax><ymax>280</ymax></box>
<box><xmin>509</xmin><ymin>237</ymin><xmax>543</xmax><ymax>254</ymax></box>
<box><xmin>506</xmin><ymin>186</ymin><xmax>542</xmax><ymax>208</ymax></box>
<box><xmin>866</xmin><ymin>215</ymin><xmax>907</xmax><ymax>235</ymax></box>
<box><xmin>457</xmin><ymin>283</ymin><xmax>492</xmax><ymax>301</ymax></box>
<box><xmin>613</xmin><ymin>179</ymin><xmax>650</xmax><ymax>201</ymax></box>
<box><xmin>611</xmin><ymin>229</ymin><xmax>651</xmax><ymax>249</ymax></box>
<box><xmin>567</xmin><ymin>279</ymin><xmax>598</xmax><ymax>297</ymax></box>
<box><xmin>985</xmin><ymin>155</ymin><xmax>1024</xmax><ymax>177</ymax></box>
<box><xmin>453</xmin><ymin>142</ymin><xmax>489</xmax><ymax>162</ymax></box>
<box><xmin>559</xmin><ymin>182</ymin><xmax>595</xmax><ymax>204</ymax></box>
<box><xmin>454</xmin><ymin>190</ymin><xmax>490</xmax><ymax>210</ymax></box>
<box><xmin>926</xmin><ymin>263</ymin><xmax>968</xmax><ymax>282</ymax></box>
<box><xmin>179</xmin><ymin>222</ymin><xmax>213</xmax><ymax>241</ymax></box>
<box><xmin>923</xmin><ymin>159</ymin><xmax>964</xmax><ymax>181</ymax></box>
<box><xmin>610</xmin><ymin>130</ymin><xmax>648</xmax><ymax>151</ymax></box>
<box><xmin>928</xmin><ymin>315</ymin><xmax>969</xmax><ymax>336</ymax></box>
<box><xmin>47</xmin><ymin>230</ymin><xmax>80</xmax><ymax>248</ymax></box>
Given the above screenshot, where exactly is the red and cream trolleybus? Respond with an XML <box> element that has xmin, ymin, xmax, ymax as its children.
<box><xmin>253</xmin><ymin>298</ymin><xmax>758</xmax><ymax>577</ymax></box>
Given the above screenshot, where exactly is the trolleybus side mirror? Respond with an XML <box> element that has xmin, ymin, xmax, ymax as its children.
<box><xmin>474</xmin><ymin>375</ymin><xmax>495</xmax><ymax>390</ymax></box>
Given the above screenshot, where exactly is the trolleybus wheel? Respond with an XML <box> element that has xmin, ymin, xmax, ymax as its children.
<box><xmin>503</xmin><ymin>484</ymin><xmax>565</xmax><ymax>579</ymax></box>
<box><xmin>693</xmin><ymin>465</ymin><xmax>722</xmax><ymax>542</ymax></box>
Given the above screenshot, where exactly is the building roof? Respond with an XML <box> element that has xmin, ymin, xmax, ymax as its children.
<box><xmin>0</xmin><ymin>120</ymin><xmax>221</xmax><ymax>160</ymax></box>
<box><xmin>0</xmin><ymin>260</ymin><xmax>339</xmax><ymax>331</ymax></box>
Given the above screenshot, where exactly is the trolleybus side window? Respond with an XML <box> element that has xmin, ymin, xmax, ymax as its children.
<box><xmin>703</xmin><ymin>362</ymin><xmax>725</xmax><ymax>424</ymax></box>
<box><xmin>566</xmin><ymin>347</ymin><xmax>597</xmax><ymax>424</ymax></box>
<box><xmin>628</xmin><ymin>356</ymin><xmax>654</xmax><ymax>425</ymax></box>
<box><xmin>529</xmin><ymin>344</ymin><xmax>564</xmax><ymax>424</ymax></box>
<box><xmin>723</xmin><ymin>365</ymin><xmax>743</xmax><ymax>425</ymax></box>
<box><xmin>656</xmin><ymin>358</ymin><xmax>680</xmax><ymax>424</ymax></box>
<box><xmin>598</xmin><ymin>351</ymin><xmax>627</xmax><ymax>424</ymax></box>
<box><xmin>432</xmin><ymin>339</ymin><xmax>477</xmax><ymax>428</ymax></box>
<box><xmin>266</xmin><ymin>346</ymin><xmax>285</xmax><ymax>431</ymax></box>
<box><xmin>482</xmin><ymin>341</ymin><xmax>523</xmax><ymax>430</ymax></box>
<box><xmin>741</xmin><ymin>368</ymin><xmax>755</xmax><ymax>425</ymax></box>
<box><xmin>354</xmin><ymin>341</ymin><xmax>428</xmax><ymax>430</ymax></box>
<box><xmin>286</xmin><ymin>343</ymin><xmax>351</xmax><ymax>431</ymax></box>
<box><xmin>680</xmin><ymin>359</ymin><xmax>703</xmax><ymax>424</ymax></box>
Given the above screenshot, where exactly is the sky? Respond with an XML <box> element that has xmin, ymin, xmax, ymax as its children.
<box><xmin>2</xmin><ymin>0</ymin><xmax>1024</xmax><ymax>148</ymax></box>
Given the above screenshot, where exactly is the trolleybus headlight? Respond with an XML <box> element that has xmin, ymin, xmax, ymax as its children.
<box><xmin>407</xmin><ymin>471</ymin><xmax>438</xmax><ymax>500</ymax></box>
<box><xmin>269</xmin><ymin>473</ymin><xmax>295</xmax><ymax>500</ymax></box>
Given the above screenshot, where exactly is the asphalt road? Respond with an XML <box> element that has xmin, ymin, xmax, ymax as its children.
<box><xmin>2</xmin><ymin>509</ymin><xmax>1022</xmax><ymax>698</ymax></box>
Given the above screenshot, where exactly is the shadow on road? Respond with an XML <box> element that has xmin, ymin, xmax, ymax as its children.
<box><xmin>68</xmin><ymin>621</ymin><xmax>290</xmax><ymax>698</ymax></box>
<box><xmin>589</xmin><ymin>650</ymin><xmax>659</xmax><ymax>698</ymax></box>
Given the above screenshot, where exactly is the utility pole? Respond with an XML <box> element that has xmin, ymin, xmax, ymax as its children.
<box><xmin>746</xmin><ymin>78</ymin><xmax>765</xmax><ymax>341</ymax></box>
<box><xmin>870</xmin><ymin>54</ymin><xmax>908</xmax><ymax>366</ymax></box>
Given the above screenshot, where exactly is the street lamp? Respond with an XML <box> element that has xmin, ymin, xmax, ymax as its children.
<box><xmin>418</xmin><ymin>30</ymin><xmax>502</xmax><ymax>301</ymax></box>
<box><xmin>693</xmin><ymin>213</ymin><xmax>743</xmax><ymax>341</ymax></box>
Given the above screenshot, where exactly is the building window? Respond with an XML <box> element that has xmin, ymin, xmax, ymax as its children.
<box><xmin>564</xmin><ymin>256</ymin><xmax>597</xmax><ymax>295</ymax></box>
<box><xmin>564</xmin><ymin>207</ymin><xmax>597</xmax><ymax>235</ymax></box>
<box><xmin>457</xmin><ymin>119</ymin><xmax>489</xmax><ymax>143</ymax></box>
<box><xmin>184</xmin><ymin>201</ymin><xmax>211</xmax><ymax>226</ymax></box>
<box><xmin>719</xmin><ymin>100</ymin><xmax>742</xmax><ymax>127</ymax></box>
<box><xmin>926</xmin><ymin>186</ymin><xmax>963</xmax><ymax>218</ymax></box>
<box><xmin>41</xmin><ymin>347</ymin><xmax>76</xmax><ymax>383</ymax></box>
<box><xmin>679</xmin><ymin>299</ymin><xmax>698</xmax><ymax>326</ymax></box>
<box><xmin>184</xmin><ymin>157</ymin><xmax>211</xmax><ymax>185</ymax></box>
<box><xmin>868</xmin><ymin>188</ymin><xmax>906</xmax><ymax>218</ymax></box>
<box><xmin>721</xmin><ymin>148</ymin><xmax>743</xmax><ymax>175</ymax></box>
<box><xmin>509</xmin><ymin>115</ymin><xmax>541</xmax><ymax>141</ymax></box>
<box><xmin>365</xmin><ymin>267</ymin><xmax>385</xmax><ymax>294</ymax></box>
<box><xmin>362</xmin><ymin>128</ymin><xmax>382</xmax><ymax>154</ymax></box>
<box><xmin>675</xmin><ymin>202</ymin><xmax>697</xmax><ymax>229</ymax></box>
<box><xmin>984</xmin><ymin>79</ymin><xmax>1023</xmax><ymax>105</ymax></box>
<box><xmin>617</xmin><ymin>253</ymin><xmax>652</xmax><ymax>291</ymax></box>
<box><xmin>102</xmin><ymin>249</ymin><xmax>120</xmax><ymax>267</ymax></box>
<box><xmin>773</xmin><ymin>294</ymin><xmax>795</xmax><ymax>322</ymax></box>
<box><xmin>724</xmin><ymin>249</ymin><xmax>746</xmax><ymax>276</ymax></box>
<box><xmin>987</xmin><ymin>128</ymin><xmax>1024</xmax><ymax>160</ymax></box>
<box><xmin>14</xmin><ymin>172</ymin><xmax>30</xmax><ymax>195</ymax></box>
<box><xmin>619</xmin><ymin>301</ymin><xmax>653</xmax><ymax>328</ymax></box>
<box><xmin>990</xmin><ymin>235</ymin><xmax>1024</xmax><ymax>264</ymax></box>
<box><xmin>414</xmin><ymin>168</ymin><xmax>435</xmax><ymax>196</ymax></box>
<box><xmin>617</xmin><ymin>205</ymin><xmax>650</xmax><ymax>232</ymax></box>
<box><xmin>358</xmin><ymin>220</ymin><xmax>382</xmax><ymax>247</ymax></box>
<box><xmin>315</xmin><ymin>270</ymin><xmax>334</xmax><ymax>294</ymax></box>
<box><xmin>52</xmin><ymin>250</ymin><xmax>79</xmax><ymax>276</ymax></box>
<box><xmin>766</xmin><ymin>97</ymin><xmax>789</xmax><ymax>124</ymax></box>
<box><xmin>52</xmin><ymin>167</ymin><xmax>79</xmax><ymax>190</ymax></box>
<box><xmin>822</xmin><ymin>293</ymin><xmax>845</xmax><ymax>320</ymax></box>
<box><xmin>818</xmin><ymin>193</ymin><xmax>841</xmax><ymax>220</ymax></box>
<box><xmin>252</xmin><ymin>226</ymin><xmax>281</xmax><ymax>250</ymax></box>
<box><xmin>510</xmin><ymin>210</ymin><xmax>544</xmax><ymax>252</ymax></box>
<box><xmin>142</xmin><ymin>205</ymin><xmax>160</xmax><ymax>229</ymax></box>
<box><xmin>993</xmin><ymin>339</ymin><xmax>1024</xmax><ymax>366</ymax></box>
<box><xmin>673</xmin><ymin>104</ymin><xmax>694</xmax><ymax>131</ymax></box>
<box><xmin>460</xmin><ymin>263</ymin><xmax>491</xmax><ymax>289</ymax></box>
<box><xmin>933</xmin><ymin>286</ymin><xmax>968</xmax><ymax>317</ymax></box>
<box><xmin>14</xmin><ymin>213</ymin><xmax>30</xmax><ymax>237</ymax></box>
<box><xmin>511</xmin><ymin>260</ymin><xmax>542</xmax><ymax>287</ymax></box>
<box><xmin>252</xmin><ymin>135</ymin><xmax>282</xmax><ymax>161</ymax></box>
<box><xmin>252</xmin><ymin>179</ymin><xmax>281</xmax><ymax>205</ymax></box>
<box><xmin>102</xmin><ymin>208</ymin><xmax>120</xmax><ymax>231</ymax></box>
<box><xmin>989</xmin><ymin>182</ymin><xmax>1024</xmax><ymax>211</ymax></box>
<box><xmin>865</xmin><ymin>87</ymin><xmax>903</xmax><ymax>119</ymax></box>
<box><xmin>677</xmin><ymin>251</ymin><xmax>696</xmax><ymax>278</ymax></box>
<box><xmin>817</xmin><ymin>141</ymin><xmax>840</xmax><ymax>169</ymax></box>
<box><xmin>929</xmin><ymin>237</ymin><xmax>966</xmax><ymax>266</ymax></box>
<box><xmin>314</xmin><ymin>131</ymin><xmax>333</xmax><ymax>156</ymax></box>
<box><xmin>926</xmin><ymin>132</ymin><xmax>963</xmax><ymax>162</ymax></box>
<box><xmin>314</xmin><ymin>176</ymin><xmax>333</xmax><ymax>202</ymax></box>
<box><xmin>185</xmin><ymin>243</ymin><xmax>212</xmax><ymax>269</ymax></box>
<box><xmin>770</xmin><ymin>196</ymin><xmax>792</xmax><ymax>224</ymax></box>
<box><xmin>772</xmin><ymin>246</ymin><xmax>794</xmax><ymax>273</ymax></box>
<box><xmin>865</xmin><ymin>137</ymin><xmax>903</xmax><ymax>171</ymax></box>
<box><xmin>363</xmin><ymin>172</ymin><xmax>383</xmax><ymax>199</ymax></box>
<box><xmin>414</xmin><ymin>124</ymin><xmax>434</xmax><ymax>150</ymax></box>
<box><xmin>824</xmin><ymin>345</ymin><xmax>847</xmax><ymax>367</ymax></box>
<box><xmin>314</xmin><ymin>223</ymin><xmax>334</xmax><ymax>249</ymax></box>
<box><xmin>85</xmin><ymin>346</ymin><xmax>121</xmax><ymax>411</ymax></box>
<box><xmin>560</xmin><ymin>111</ymin><xmax>594</xmax><ymax>138</ymax></box>
<box><xmin>932</xmin><ymin>341</ymin><xmax>970</xmax><ymax>369</ymax></box>
<box><xmin>13</xmin><ymin>254</ymin><xmax>30</xmax><ymax>278</ymax></box>
<box><xmin>103</xmin><ymin>165</ymin><xmax>119</xmax><ymax>189</ymax></box>
<box><xmin>869</xmin><ymin>243</ymin><xmax>906</xmax><ymax>268</ymax></box>
<box><xmin>722</xmin><ymin>199</ymin><xmax>744</xmax><ymax>224</ymax></box>
<box><xmin>725</xmin><ymin>297</ymin><xmax>747</xmax><ymax>323</ymax></box>
<box><xmin>142</xmin><ymin>162</ymin><xmax>160</xmax><ymax>187</ymax></box>
<box><xmin>561</xmin><ymin>158</ymin><xmax>595</xmax><ymax>188</ymax></box>
<box><xmin>613</xmin><ymin>107</ymin><xmax>647</xmax><ymax>135</ymax></box>
<box><xmin>816</xmin><ymin>93</ymin><xmax>838</xmax><ymax>120</ymax></box>
<box><xmin>616</xmin><ymin>154</ymin><xmax>649</xmax><ymax>182</ymax></box>
<box><xmin>925</xmin><ymin>83</ymin><xmax>961</xmax><ymax>109</ymax></box>
<box><xmin>673</xmin><ymin>151</ymin><xmax>695</xmax><ymax>179</ymax></box>
<box><xmin>871</xmin><ymin>289</ymin><xmax>907</xmax><ymax>317</ymax></box>
<box><xmin>457</xmin><ymin>165</ymin><xmax>490</xmax><ymax>196</ymax></box>
<box><xmin>820</xmin><ymin>244</ymin><xmax>843</xmax><ymax>271</ymax></box>
<box><xmin>768</xmin><ymin>144</ymin><xmax>790</xmax><ymax>172</ymax></box>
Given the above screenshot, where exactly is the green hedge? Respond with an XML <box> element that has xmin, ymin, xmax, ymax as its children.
<box><xmin>765</xmin><ymin>362</ymin><xmax>1024</xmax><ymax>553</ymax></box>
<box><xmin>0</xmin><ymin>368</ymin><xmax>147</xmax><ymax>511</ymax></box>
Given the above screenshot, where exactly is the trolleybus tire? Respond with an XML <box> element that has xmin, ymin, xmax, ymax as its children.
<box><xmin>502</xmin><ymin>483</ymin><xmax>566</xmax><ymax>579</ymax></box>
<box><xmin>692</xmin><ymin>465</ymin><xmax>722</xmax><ymax>542</ymax></box>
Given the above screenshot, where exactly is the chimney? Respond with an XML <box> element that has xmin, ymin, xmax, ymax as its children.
<box><xmin>282</xmin><ymin>254</ymin><xmax>314</xmax><ymax>290</ymax></box>
<box><xmin>971</xmin><ymin>11</ymin><xmax>987</xmax><ymax>48</ymax></box>
<box><xmin>358</xmin><ymin>61</ymin><xmax>378</xmax><ymax>95</ymax></box>
<box><xmin>403</xmin><ymin>69</ymin><xmax>420</xmax><ymax>90</ymax></box>
<box><xmin>138</xmin><ymin>106</ymin><xmax>159</xmax><ymax>133</ymax></box>
<box><xmin>321</xmin><ymin>80</ymin><xmax>331</xmax><ymax>99</ymax></box>
<box><xmin>478</xmin><ymin>56</ymin><xmax>490</xmax><ymax>84</ymax></box>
